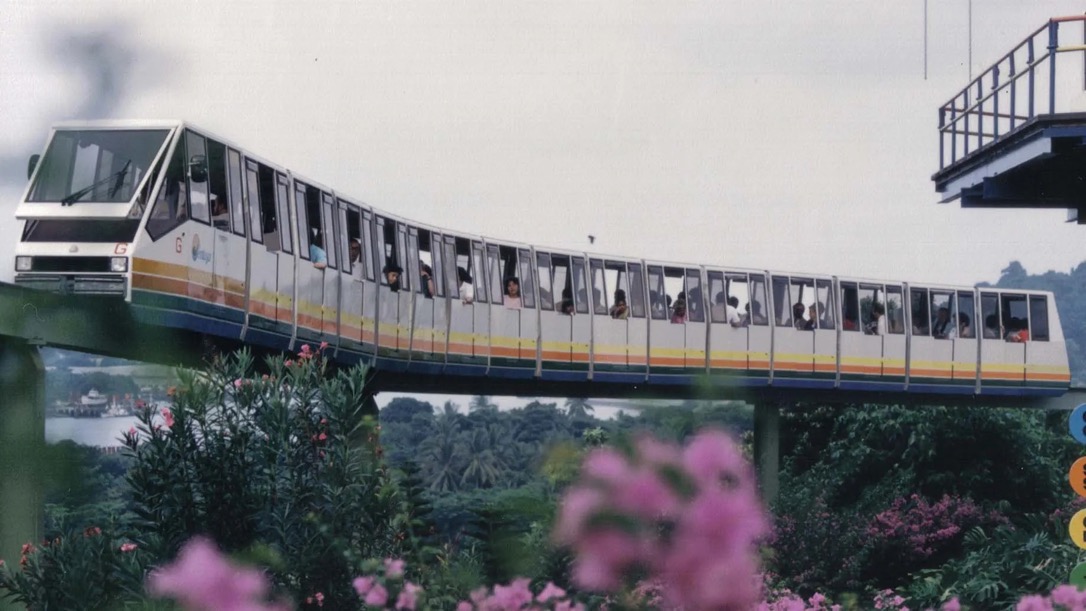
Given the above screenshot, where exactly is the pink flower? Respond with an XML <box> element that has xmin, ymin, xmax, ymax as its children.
<box><xmin>305</xmin><ymin>591</ymin><xmax>325</xmax><ymax>607</ymax></box>
<box><xmin>682</xmin><ymin>430</ymin><xmax>749</xmax><ymax>490</ymax></box>
<box><xmin>456</xmin><ymin>603</ymin><xmax>473</xmax><ymax>611</ymax></box>
<box><xmin>384</xmin><ymin>557</ymin><xmax>406</xmax><ymax>578</ymax></box>
<box><xmin>161</xmin><ymin>408</ymin><xmax>175</xmax><ymax>428</ymax></box>
<box><xmin>940</xmin><ymin>597</ymin><xmax>961</xmax><ymax>611</ymax></box>
<box><xmin>284</xmin><ymin>359</ymin><xmax>294</xmax><ymax>367</ymax></box>
<box><xmin>353</xmin><ymin>576</ymin><xmax>375</xmax><ymax>596</ymax></box>
<box><xmin>536</xmin><ymin>581</ymin><xmax>567</xmax><ymax>603</ymax></box>
<box><xmin>128</xmin><ymin>427</ymin><xmax>137</xmax><ymax>436</ymax></box>
<box><xmin>120</xmin><ymin>542</ymin><xmax>138</xmax><ymax>553</ymax></box>
<box><xmin>395</xmin><ymin>581</ymin><xmax>421</xmax><ymax>610</ymax></box>
<box><xmin>319</xmin><ymin>341</ymin><xmax>329</xmax><ymax>351</ymax></box>
<box><xmin>146</xmin><ymin>536</ymin><xmax>273</xmax><ymax>610</ymax></box>
<box><xmin>364</xmin><ymin>583</ymin><xmax>388</xmax><ymax>607</ymax></box>
<box><xmin>581</xmin><ymin>448</ymin><xmax>631</xmax><ymax>483</ymax></box>
<box><xmin>233</xmin><ymin>378</ymin><xmax>243</xmax><ymax>388</ymax></box>
<box><xmin>318</xmin><ymin>432</ymin><xmax>328</xmax><ymax>442</ymax></box>
<box><xmin>491</xmin><ymin>578</ymin><xmax>533</xmax><ymax>609</ymax></box>
<box><xmin>1015</xmin><ymin>595</ymin><xmax>1053</xmax><ymax>611</ymax></box>
<box><xmin>1049</xmin><ymin>585</ymin><xmax>1086</xmax><ymax>610</ymax></box>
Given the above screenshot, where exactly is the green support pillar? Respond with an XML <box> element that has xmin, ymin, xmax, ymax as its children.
<box><xmin>0</xmin><ymin>337</ymin><xmax>44</xmax><ymax>596</ymax></box>
<box><xmin>753</xmin><ymin>402</ymin><xmax>780</xmax><ymax>506</ymax></box>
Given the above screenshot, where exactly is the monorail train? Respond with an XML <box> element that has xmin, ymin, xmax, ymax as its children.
<box><xmin>10</xmin><ymin>121</ymin><xmax>1072</xmax><ymax>398</ymax></box>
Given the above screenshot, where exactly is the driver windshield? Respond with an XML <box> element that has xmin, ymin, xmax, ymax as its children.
<box><xmin>27</xmin><ymin>129</ymin><xmax>169</xmax><ymax>204</ymax></box>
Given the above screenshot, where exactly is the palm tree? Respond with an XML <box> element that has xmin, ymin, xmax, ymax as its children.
<box><xmin>469</xmin><ymin>395</ymin><xmax>498</xmax><ymax>413</ymax></box>
<box><xmin>564</xmin><ymin>397</ymin><xmax>594</xmax><ymax>420</ymax></box>
<box><xmin>442</xmin><ymin>400</ymin><xmax>460</xmax><ymax>417</ymax></box>
<box><xmin>419</xmin><ymin>416</ymin><xmax>465</xmax><ymax>493</ymax></box>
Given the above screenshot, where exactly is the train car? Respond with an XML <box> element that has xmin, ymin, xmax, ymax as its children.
<box><xmin>11</xmin><ymin>120</ymin><xmax>1072</xmax><ymax>399</ymax></box>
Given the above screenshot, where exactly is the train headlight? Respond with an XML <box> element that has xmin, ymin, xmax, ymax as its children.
<box><xmin>15</xmin><ymin>256</ymin><xmax>31</xmax><ymax>271</ymax></box>
<box><xmin>110</xmin><ymin>257</ymin><xmax>129</xmax><ymax>273</ymax></box>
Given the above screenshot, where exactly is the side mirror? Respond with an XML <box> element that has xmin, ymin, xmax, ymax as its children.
<box><xmin>189</xmin><ymin>154</ymin><xmax>208</xmax><ymax>183</ymax></box>
<box><xmin>27</xmin><ymin>154</ymin><xmax>40</xmax><ymax>180</ymax></box>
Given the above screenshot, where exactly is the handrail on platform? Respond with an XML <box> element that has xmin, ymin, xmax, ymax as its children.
<box><xmin>937</xmin><ymin>16</ymin><xmax>1086</xmax><ymax>172</ymax></box>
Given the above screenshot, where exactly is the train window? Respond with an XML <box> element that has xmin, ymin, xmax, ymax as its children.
<box><xmin>772</xmin><ymin>276</ymin><xmax>791</xmax><ymax>327</ymax></box>
<box><xmin>816</xmin><ymin>279</ymin><xmax>835</xmax><ymax>330</ymax></box>
<box><xmin>320</xmin><ymin>193</ymin><xmax>338</xmax><ymax>270</ymax></box>
<box><xmin>606</xmin><ymin>261</ymin><xmax>628</xmax><ymax>318</ymax></box>
<box><xmin>840</xmin><ymin>283</ymin><xmax>859</xmax><ymax>331</ymax></box>
<box><xmin>340</xmin><ymin>202</ymin><xmax>360</xmax><ymax>278</ymax></box>
<box><xmin>1029</xmin><ymin>295</ymin><xmax>1049</xmax><ymax>341</ymax></box>
<box><xmin>441</xmin><ymin>235</ymin><xmax>459</xmax><ymax>299</ymax></box>
<box><xmin>590</xmin><ymin>260</ymin><xmax>608</xmax><ymax>315</ymax></box>
<box><xmin>430</xmin><ymin>233</ymin><xmax>446</xmax><ymax>298</ymax></box>
<box><xmin>361</xmin><ymin>212</ymin><xmax>376</xmax><ymax>281</ymax></box>
<box><xmin>1001</xmin><ymin>294</ymin><xmax>1028</xmax><ymax>341</ymax></box>
<box><xmin>252</xmin><ymin>166</ymin><xmax>280</xmax><ymax>250</ymax></box>
<box><xmin>145</xmin><ymin>139</ymin><xmax>189</xmax><ymax>240</ymax></box>
<box><xmin>748</xmin><ymin>274</ymin><xmax>768</xmax><ymax>326</ymax></box>
<box><xmin>273</xmin><ymin>175</ymin><xmax>292</xmax><ymax>254</ymax></box>
<box><xmin>396</xmin><ymin>223</ymin><xmax>411</xmax><ymax>291</ymax></box>
<box><xmin>930</xmin><ymin>291</ymin><xmax>954</xmax><ymax>339</ymax></box>
<box><xmin>663</xmin><ymin>267</ymin><xmax>685</xmax><ymax>322</ymax></box>
<box><xmin>227</xmin><ymin>149</ymin><xmax>245</xmax><ymax>237</ymax></box>
<box><xmin>957</xmin><ymin>292</ymin><xmax>976</xmax><ymax>338</ymax></box>
<box><xmin>725</xmin><ymin>273</ymin><xmax>749</xmax><ymax>324</ymax></box>
<box><xmin>648</xmin><ymin>266</ymin><xmax>667</xmax><ymax>320</ymax></box>
<box><xmin>790</xmin><ymin>277</ymin><xmax>815</xmax><ymax>329</ymax></box>
<box><xmin>859</xmin><ymin>284</ymin><xmax>883</xmax><ymax>335</ymax></box>
<box><xmin>471</xmin><ymin>241</ymin><xmax>488</xmax><ymax>304</ymax></box>
<box><xmin>205</xmin><ymin>139</ymin><xmax>230</xmax><ymax>232</ymax></box>
<box><xmin>910</xmin><ymin>288</ymin><xmax>930</xmax><ymax>336</ymax></box>
<box><xmin>243</xmin><ymin>160</ymin><xmax>262</xmax><ymax>243</ymax></box>
<box><xmin>517</xmin><ymin>249</ymin><xmax>535</xmax><ymax>308</ymax></box>
<box><xmin>627</xmin><ymin>263</ymin><xmax>646</xmax><ymax>318</ymax></box>
<box><xmin>707</xmin><ymin>271</ymin><xmax>726</xmax><ymax>323</ymax></box>
<box><xmin>487</xmin><ymin>245</ymin><xmax>504</xmax><ymax>304</ymax></box>
<box><xmin>686</xmin><ymin>269</ymin><xmax>705</xmax><ymax>323</ymax></box>
<box><xmin>416</xmin><ymin>230</ymin><xmax>435</xmax><ymax>298</ymax></box>
<box><xmin>30</xmin><ymin>128</ymin><xmax>169</xmax><ymax>204</ymax></box>
<box><xmin>885</xmin><ymin>286</ymin><xmax>905</xmax><ymax>334</ymax></box>
<box><xmin>553</xmin><ymin>255</ymin><xmax>571</xmax><ymax>313</ymax></box>
<box><xmin>295</xmin><ymin>183</ymin><xmax>312</xmax><ymax>258</ymax></box>
<box><xmin>537</xmin><ymin>253</ymin><xmax>553</xmax><ymax>310</ymax></box>
<box><xmin>570</xmin><ymin>257</ymin><xmax>589</xmax><ymax>314</ymax></box>
<box><xmin>407</xmin><ymin>232</ymin><xmax>422</xmax><ymax>293</ymax></box>
<box><xmin>453</xmin><ymin>237</ymin><xmax>474</xmax><ymax>300</ymax></box>
<box><xmin>980</xmin><ymin>292</ymin><xmax>1000</xmax><ymax>339</ymax></box>
<box><xmin>184</xmin><ymin>131</ymin><xmax>211</xmax><ymax>225</ymax></box>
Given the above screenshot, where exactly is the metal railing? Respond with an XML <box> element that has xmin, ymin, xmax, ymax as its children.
<box><xmin>938</xmin><ymin>15</ymin><xmax>1086</xmax><ymax>171</ymax></box>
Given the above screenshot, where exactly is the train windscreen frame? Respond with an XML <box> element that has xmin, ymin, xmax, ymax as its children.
<box><xmin>28</xmin><ymin>129</ymin><xmax>170</xmax><ymax>204</ymax></box>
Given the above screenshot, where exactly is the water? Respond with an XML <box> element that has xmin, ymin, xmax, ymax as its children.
<box><xmin>47</xmin><ymin>416</ymin><xmax>147</xmax><ymax>447</ymax></box>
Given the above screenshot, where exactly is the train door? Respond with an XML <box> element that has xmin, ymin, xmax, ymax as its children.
<box><xmin>626</xmin><ymin>262</ymin><xmax>648</xmax><ymax>377</ymax></box>
<box><xmin>646</xmin><ymin>264</ymin><xmax>685</xmax><ymax>381</ymax></box>
<box><xmin>202</xmin><ymin>141</ymin><xmax>246</xmax><ymax>327</ymax></box>
<box><xmin>812</xmin><ymin>277</ymin><xmax>837</xmax><ymax>384</ymax></box>
<box><xmin>337</xmin><ymin>200</ymin><xmax>369</xmax><ymax>356</ymax></box>
<box><xmin>538</xmin><ymin>252</ymin><xmax>582</xmax><ymax>380</ymax></box>
<box><xmin>707</xmin><ymin>270</ymin><xmax>746</xmax><ymax>375</ymax></box>
<box><xmin>294</xmin><ymin>181</ymin><xmax>325</xmax><ymax>342</ymax></box>
<box><xmin>908</xmin><ymin>286</ymin><xmax>955</xmax><ymax>390</ymax></box>
<box><xmin>590</xmin><ymin>259</ymin><xmax>625</xmax><ymax>376</ymax></box>
<box><xmin>747</xmin><ymin>274</ymin><xmax>772</xmax><ymax>380</ymax></box>
<box><xmin>769</xmin><ymin>275</ymin><xmax>814</xmax><ymax>384</ymax></box>
<box><xmin>319</xmin><ymin>192</ymin><xmax>340</xmax><ymax>341</ymax></box>
<box><xmin>1024</xmin><ymin>294</ymin><xmax>1068</xmax><ymax>392</ymax></box>
<box><xmin>684</xmin><ymin>268</ymin><xmax>708</xmax><ymax>370</ymax></box>
<box><xmin>951</xmin><ymin>290</ymin><xmax>979</xmax><ymax>389</ymax></box>
<box><xmin>484</xmin><ymin>243</ymin><xmax>535</xmax><ymax>376</ymax></box>
<box><xmin>839</xmin><ymin>281</ymin><xmax>893</xmax><ymax>389</ymax></box>
<box><xmin>243</xmin><ymin>159</ymin><xmax>294</xmax><ymax>344</ymax></box>
<box><xmin>980</xmin><ymin>292</ymin><xmax>1028</xmax><ymax>390</ymax></box>
<box><xmin>407</xmin><ymin>227</ymin><xmax>444</xmax><ymax>368</ymax></box>
<box><xmin>883</xmin><ymin>285</ymin><xmax>907</xmax><ymax>385</ymax></box>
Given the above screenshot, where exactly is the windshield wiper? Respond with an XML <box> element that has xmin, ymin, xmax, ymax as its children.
<box><xmin>61</xmin><ymin>160</ymin><xmax>131</xmax><ymax>206</ymax></box>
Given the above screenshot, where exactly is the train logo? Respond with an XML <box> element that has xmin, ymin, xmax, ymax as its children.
<box><xmin>190</xmin><ymin>234</ymin><xmax>210</xmax><ymax>264</ymax></box>
<box><xmin>1071</xmin><ymin>457</ymin><xmax>1086</xmax><ymax>498</ymax></box>
<box><xmin>1071</xmin><ymin>404</ymin><xmax>1086</xmax><ymax>444</ymax></box>
<box><xmin>1069</xmin><ymin>509</ymin><xmax>1086</xmax><ymax>550</ymax></box>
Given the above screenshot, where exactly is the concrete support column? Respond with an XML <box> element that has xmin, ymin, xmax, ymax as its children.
<box><xmin>753</xmin><ymin>402</ymin><xmax>780</xmax><ymax>506</ymax></box>
<box><xmin>0</xmin><ymin>337</ymin><xmax>44</xmax><ymax>601</ymax></box>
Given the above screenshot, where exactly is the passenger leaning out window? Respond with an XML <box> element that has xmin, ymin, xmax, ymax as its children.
<box><xmin>559</xmin><ymin>288</ymin><xmax>575</xmax><ymax>315</ymax></box>
<box><xmin>504</xmin><ymin>277</ymin><xmax>522</xmax><ymax>309</ymax></box>
<box><xmin>419</xmin><ymin>262</ymin><xmax>435</xmax><ymax>298</ymax></box>
<box><xmin>610</xmin><ymin>289</ymin><xmax>629</xmax><ymax>319</ymax></box>
<box><xmin>792</xmin><ymin>302</ymin><xmax>807</xmax><ymax>330</ymax></box>
<box><xmin>671</xmin><ymin>293</ymin><xmax>687</xmax><ymax>324</ymax></box>
<box><xmin>457</xmin><ymin>267</ymin><xmax>474</xmax><ymax>304</ymax></box>
<box><xmin>310</xmin><ymin>231</ymin><xmax>328</xmax><ymax>270</ymax></box>
<box><xmin>383</xmin><ymin>263</ymin><xmax>402</xmax><ymax>292</ymax></box>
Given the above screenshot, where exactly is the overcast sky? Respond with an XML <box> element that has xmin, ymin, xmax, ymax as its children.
<box><xmin>3</xmin><ymin>1</ymin><xmax>1084</xmax><ymax>287</ymax></box>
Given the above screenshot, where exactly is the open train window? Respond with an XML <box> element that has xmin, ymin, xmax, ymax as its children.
<box><xmin>859</xmin><ymin>284</ymin><xmax>884</xmax><ymax>335</ymax></box>
<box><xmin>627</xmin><ymin>262</ymin><xmax>646</xmax><ymax>319</ymax></box>
<box><xmin>707</xmin><ymin>271</ymin><xmax>726</xmax><ymax>323</ymax></box>
<box><xmin>816</xmin><ymin>279</ymin><xmax>835</xmax><ymax>329</ymax></box>
<box><xmin>242</xmin><ymin>160</ymin><xmax>262</xmax><ymax>243</ymax></box>
<box><xmin>647</xmin><ymin>266</ymin><xmax>666</xmax><ymax>320</ymax></box>
<box><xmin>295</xmin><ymin>181</ymin><xmax>317</xmax><ymax>260</ymax></box>
<box><xmin>749</xmin><ymin>275</ymin><xmax>769</xmax><ymax>326</ymax></box>
<box><xmin>551</xmin><ymin>255</ymin><xmax>572</xmax><ymax>313</ymax></box>
<box><xmin>226</xmin><ymin>149</ymin><xmax>245</xmax><ymax>237</ymax></box>
<box><xmin>980</xmin><ymin>292</ymin><xmax>1000</xmax><ymax>339</ymax></box>
<box><xmin>1029</xmin><ymin>295</ymin><xmax>1049</xmax><ymax>341</ymax></box>
<box><xmin>885</xmin><ymin>286</ymin><xmax>904</xmax><ymax>334</ymax></box>
<box><xmin>910</xmin><ymin>287</ymin><xmax>930</xmax><ymax>336</ymax></box>
<box><xmin>320</xmin><ymin>192</ymin><xmax>337</xmax><ymax>270</ymax></box>
<box><xmin>184</xmin><ymin>131</ymin><xmax>211</xmax><ymax>225</ymax></box>
<box><xmin>145</xmin><ymin>137</ymin><xmax>188</xmax><ymax>240</ymax></box>
<box><xmin>518</xmin><ymin>248</ymin><xmax>535</xmax><ymax>308</ymax></box>
<box><xmin>571</xmin><ymin>257</ymin><xmax>590</xmax><ymax>315</ymax></box>
<box><xmin>340</xmin><ymin>201</ymin><xmax>361</xmax><ymax>278</ymax></box>
<box><xmin>471</xmin><ymin>241</ymin><xmax>488</xmax><ymax>303</ymax></box>
<box><xmin>840</xmin><ymin>283</ymin><xmax>859</xmax><ymax>331</ymax></box>
<box><xmin>443</xmin><ymin>235</ymin><xmax>460</xmax><ymax>299</ymax></box>
<box><xmin>590</xmin><ymin>259</ymin><xmax>608</xmax><ymax>315</ymax></box>
<box><xmin>604</xmin><ymin>261</ymin><xmax>629</xmax><ymax>318</ymax></box>
<box><xmin>361</xmin><ymin>211</ymin><xmax>376</xmax><ymax>281</ymax></box>
<box><xmin>205</xmin><ymin>139</ymin><xmax>231</xmax><ymax>232</ymax></box>
<box><xmin>772</xmin><ymin>276</ymin><xmax>791</xmax><ymax>327</ymax></box>
<box><xmin>537</xmin><ymin>253</ymin><xmax>553</xmax><ymax>310</ymax></box>
<box><xmin>253</xmin><ymin>165</ymin><xmax>283</xmax><ymax>252</ymax></box>
<box><xmin>414</xmin><ymin>229</ymin><xmax>438</xmax><ymax>298</ymax></box>
<box><xmin>930</xmin><ymin>291</ymin><xmax>954</xmax><ymax>339</ymax></box>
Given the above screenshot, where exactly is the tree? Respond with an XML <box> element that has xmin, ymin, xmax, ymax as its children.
<box><xmin>469</xmin><ymin>395</ymin><xmax>497</xmax><ymax>413</ymax></box>
<box><xmin>563</xmin><ymin>398</ymin><xmax>594</xmax><ymax>420</ymax></box>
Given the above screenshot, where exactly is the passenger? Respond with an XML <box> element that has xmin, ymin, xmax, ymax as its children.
<box><xmin>419</xmin><ymin>261</ymin><xmax>435</xmax><ymax>298</ymax></box>
<box><xmin>842</xmin><ymin>314</ymin><xmax>858</xmax><ymax>331</ymax></box>
<box><xmin>1006</xmin><ymin>318</ymin><xmax>1029</xmax><ymax>342</ymax></box>
<box><xmin>348</xmin><ymin>239</ymin><xmax>363</xmax><ymax>278</ymax></box>
<box><xmin>610</xmin><ymin>289</ymin><xmax>629</xmax><ymax>319</ymax></box>
<box><xmin>983</xmin><ymin>314</ymin><xmax>1001</xmax><ymax>339</ymax></box>
<box><xmin>457</xmin><ymin>267</ymin><xmax>474</xmax><ymax>304</ymax></box>
<box><xmin>932</xmin><ymin>307</ymin><xmax>955</xmax><ymax>339</ymax></box>
<box><xmin>958</xmin><ymin>313</ymin><xmax>973</xmax><ymax>338</ymax></box>
<box><xmin>817</xmin><ymin>302</ymin><xmax>835</xmax><ymax>329</ymax></box>
<box><xmin>792</xmin><ymin>302</ymin><xmax>807</xmax><ymax>330</ymax></box>
<box><xmin>383</xmin><ymin>263</ymin><xmax>402</xmax><ymax>292</ymax></box>
<box><xmin>804</xmin><ymin>304</ymin><xmax>818</xmax><ymax>331</ymax></box>
<box><xmin>723</xmin><ymin>296</ymin><xmax>743</xmax><ymax>328</ymax></box>
<box><xmin>711</xmin><ymin>292</ymin><xmax>727</xmax><ymax>322</ymax></box>
<box><xmin>865</xmin><ymin>302</ymin><xmax>886</xmax><ymax>335</ymax></box>
<box><xmin>559</xmin><ymin>288</ymin><xmax>575</xmax><ymax>315</ymax></box>
<box><xmin>671</xmin><ymin>294</ymin><xmax>688</xmax><ymax>324</ymax></box>
<box><xmin>210</xmin><ymin>194</ymin><xmax>229</xmax><ymax>229</ymax></box>
<box><xmin>309</xmin><ymin>231</ymin><xmax>328</xmax><ymax>270</ymax></box>
<box><xmin>650</xmin><ymin>291</ymin><xmax>666</xmax><ymax>318</ymax></box>
<box><xmin>504</xmin><ymin>277</ymin><xmax>522</xmax><ymax>309</ymax></box>
<box><xmin>687</xmin><ymin>287</ymin><xmax>703</xmax><ymax>319</ymax></box>
<box><xmin>749</xmin><ymin>301</ymin><xmax>768</xmax><ymax>325</ymax></box>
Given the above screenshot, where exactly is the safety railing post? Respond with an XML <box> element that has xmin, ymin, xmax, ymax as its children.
<box><xmin>1028</xmin><ymin>37</ymin><xmax>1036</xmax><ymax>118</ymax></box>
<box><xmin>1048</xmin><ymin>20</ymin><xmax>1058</xmax><ymax>114</ymax></box>
<box><xmin>1009</xmin><ymin>53</ymin><xmax>1017</xmax><ymax>131</ymax></box>
<box><xmin>963</xmin><ymin>89</ymin><xmax>971</xmax><ymax>156</ymax></box>
<box><xmin>939</xmin><ymin>107</ymin><xmax>946</xmax><ymax>169</ymax></box>
<box><xmin>950</xmin><ymin>103</ymin><xmax>957</xmax><ymax>164</ymax></box>
<box><xmin>992</xmin><ymin>65</ymin><xmax>1000</xmax><ymax>140</ymax></box>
